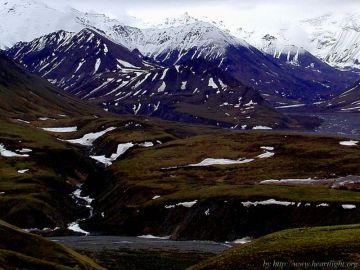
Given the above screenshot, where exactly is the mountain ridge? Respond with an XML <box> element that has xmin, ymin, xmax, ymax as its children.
<box><xmin>6</xmin><ymin>29</ymin><xmax>298</xmax><ymax>130</ymax></box>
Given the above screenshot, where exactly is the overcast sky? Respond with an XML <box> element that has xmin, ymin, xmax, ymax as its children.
<box><xmin>47</xmin><ymin>0</ymin><xmax>359</xmax><ymax>30</ymax></box>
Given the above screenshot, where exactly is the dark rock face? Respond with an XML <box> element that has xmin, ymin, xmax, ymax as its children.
<box><xmin>84</xmin><ymin>196</ymin><xmax>360</xmax><ymax>242</ymax></box>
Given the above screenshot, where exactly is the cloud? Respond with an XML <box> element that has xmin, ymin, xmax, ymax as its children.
<box><xmin>44</xmin><ymin>0</ymin><xmax>359</xmax><ymax>29</ymax></box>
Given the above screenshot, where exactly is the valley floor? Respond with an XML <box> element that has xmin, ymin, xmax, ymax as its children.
<box><xmin>48</xmin><ymin>236</ymin><xmax>227</xmax><ymax>270</ymax></box>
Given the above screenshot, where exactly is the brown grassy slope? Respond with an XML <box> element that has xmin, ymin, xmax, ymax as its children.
<box><xmin>0</xmin><ymin>220</ymin><xmax>105</xmax><ymax>270</ymax></box>
<box><xmin>192</xmin><ymin>224</ymin><xmax>360</xmax><ymax>270</ymax></box>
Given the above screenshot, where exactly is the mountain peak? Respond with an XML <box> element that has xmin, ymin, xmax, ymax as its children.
<box><xmin>158</xmin><ymin>12</ymin><xmax>199</xmax><ymax>28</ymax></box>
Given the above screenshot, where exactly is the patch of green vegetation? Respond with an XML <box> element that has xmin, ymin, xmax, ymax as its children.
<box><xmin>0</xmin><ymin>220</ymin><xmax>105</xmax><ymax>270</ymax></box>
<box><xmin>192</xmin><ymin>224</ymin><xmax>360</xmax><ymax>270</ymax></box>
<box><xmin>103</xmin><ymin>132</ymin><xmax>360</xmax><ymax>206</ymax></box>
<box><xmin>0</xmin><ymin>118</ymin><xmax>66</xmax><ymax>149</ymax></box>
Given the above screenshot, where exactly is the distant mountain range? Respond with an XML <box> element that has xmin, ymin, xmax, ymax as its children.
<box><xmin>231</xmin><ymin>13</ymin><xmax>360</xmax><ymax>70</ymax></box>
<box><xmin>1</xmin><ymin>0</ymin><xmax>359</xmax><ymax>71</ymax></box>
<box><xmin>1</xmin><ymin>0</ymin><xmax>360</xmax><ymax>130</ymax></box>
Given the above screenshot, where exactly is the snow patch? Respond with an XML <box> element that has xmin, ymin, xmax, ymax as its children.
<box><xmin>242</xmin><ymin>199</ymin><xmax>295</xmax><ymax>207</ymax></box>
<box><xmin>66</xmin><ymin>127</ymin><xmax>116</xmax><ymax>146</ymax></box>
<box><xmin>165</xmin><ymin>200</ymin><xmax>198</xmax><ymax>209</ymax></box>
<box><xmin>208</xmin><ymin>78</ymin><xmax>218</xmax><ymax>89</ymax></box>
<box><xmin>339</xmin><ymin>140</ymin><xmax>358</xmax><ymax>146</ymax></box>
<box><xmin>252</xmin><ymin>126</ymin><xmax>273</xmax><ymax>130</ymax></box>
<box><xmin>42</xmin><ymin>126</ymin><xmax>77</xmax><ymax>133</ymax></box>
<box><xmin>0</xmin><ymin>144</ymin><xmax>29</xmax><ymax>158</ymax></box>
<box><xmin>67</xmin><ymin>222</ymin><xmax>89</xmax><ymax>235</ymax></box>
<box><xmin>90</xmin><ymin>143</ymin><xmax>134</xmax><ymax>167</ymax></box>
<box><xmin>17</xmin><ymin>148</ymin><xmax>32</xmax><ymax>153</ymax></box>
<box><xmin>139</xmin><ymin>142</ymin><xmax>154</xmax><ymax>148</ymax></box>
<box><xmin>260</xmin><ymin>146</ymin><xmax>274</xmax><ymax>151</ymax></box>
<box><xmin>137</xmin><ymin>235</ymin><xmax>171</xmax><ymax>240</ymax></box>
<box><xmin>275</xmin><ymin>104</ymin><xmax>305</xmax><ymax>109</ymax></box>
<box><xmin>316</xmin><ymin>203</ymin><xmax>329</xmax><ymax>207</ymax></box>
<box><xmin>38</xmin><ymin>117</ymin><xmax>55</xmax><ymax>121</ymax></box>
<box><xmin>158</xmin><ymin>81</ymin><xmax>166</xmax><ymax>92</ymax></box>
<box><xmin>177</xmin><ymin>200</ymin><xmax>198</xmax><ymax>208</ymax></box>
<box><xmin>342</xmin><ymin>204</ymin><xmax>356</xmax><ymax>209</ymax></box>
<box><xmin>16</xmin><ymin>119</ymin><xmax>30</xmax><ymax>124</ymax></box>
<box><xmin>233</xmin><ymin>237</ymin><xmax>253</xmax><ymax>244</ymax></box>
<box><xmin>94</xmin><ymin>58</ymin><xmax>101</xmax><ymax>74</ymax></box>
<box><xmin>257</xmin><ymin>151</ymin><xmax>274</xmax><ymax>159</ymax></box>
<box><xmin>188</xmin><ymin>158</ymin><xmax>254</xmax><ymax>167</ymax></box>
<box><xmin>260</xmin><ymin>178</ymin><xmax>314</xmax><ymax>185</ymax></box>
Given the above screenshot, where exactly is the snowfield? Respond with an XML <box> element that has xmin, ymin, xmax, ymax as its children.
<box><xmin>342</xmin><ymin>204</ymin><xmax>356</xmax><ymax>209</ymax></box>
<box><xmin>260</xmin><ymin>178</ymin><xmax>315</xmax><ymax>185</ymax></box>
<box><xmin>90</xmin><ymin>142</ymin><xmax>134</xmax><ymax>167</ymax></box>
<box><xmin>188</xmin><ymin>158</ymin><xmax>254</xmax><ymax>167</ymax></box>
<box><xmin>0</xmin><ymin>144</ymin><xmax>29</xmax><ymax>157</ymax></box>
<box><xmin>138</xmin><ymin>142</ymin><xmax>154</xmax><ymax>147</ymax></box>
<box><xmin>67</xmin><ymin>222</ymin><xmax>89</xmax><ymax>236</ymax></box>
<box><xmin>66</xmin><ymin>127</ymin><xmax>116</xmax><ymax>146</ymax></box>
<box><xmin>16</xmin><ymin>119</ymin><xmax>30</xmax><ymax>124</ymax></box>
<box><xmin>1</xmin><ymin>1</ymin><xmax>359</xmax><ymax>70</ymax></box>
<box><xmin>17</xmin><ymin>148</ymin><xmax>32</xmax><ymax>153</ymax></box>
<box><xmin>232</xmin><ymin>237</ymin><xmax>253</xmax><ymax>244</ymax></box>
<box><xmin>257</xmin><ymin>151</ymin><xmax>275</xmax><ymax>159</ymax></box>
<box><xmin>339</xmin><ymin>140</ymin><xmax>359</xmax><ymax>146</ymax></box>
<box><xmin>316</xmin><ymin>203</ymin><xmax>330</xmax><ymax>207</ymax></box>
<box><xmin>42</xmin><ymin>126</ymin><xmax>77</xmax><ymax>133</ymax></box>
<box><xmin>164</xmin><ymin>145</ymin><xmax>277</xmax><ymax>169</ymax></box>
<box><xmin>242</xmin><ymin>199</ymin><xmax>295</xmax><ymax>207</ymax></box>
<box><xmin>90</xmin><ymin>141</ymin><xmax>156</xmax><ymax>167</ymax></box>
<box><xmin>252</xmin><ymin>126</ymin><xmax>273</xmax><ymax>130</ymax></box>
<box><xmin>137</xmin><ymin>235</ymin><xmax>171</xmax><ymax>240</ymax></box>
<box><xmin>165</xmin><ymin>200</ymin><xmax>198</xmax><ymax>209</ymax></box>
<box><xmin>260</xmin><ymin>146</ymin><xmax>274</xmax><ymax>151</ymax></box>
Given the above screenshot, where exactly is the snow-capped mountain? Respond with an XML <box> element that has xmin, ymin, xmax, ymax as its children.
<box><xmin>106</xmin><ymin>14</ymin><xmax>357</xmax><ymax>104</ymax></box>
<box><xmin>6</xmin><ymin>28</ymin><xmax>150</xmax><ymax>92</ymax></box>
<box><xmin>2</xmin><ymin>0</ymin><xmax>358</xmax><ymax>110</ymax></box>
<box><xmin>6</xmin><ymin>29</ymin><xmax>295</xmax><ymax>129</ymax></box>
<box><xmin>107</xmin><ymin>13</ymin><xmax>250</xmax><ymax>64</ymax></box>
<box><xmin>234</xmin><ymin>28</ymin><xmax>302</xmax><ymax>61</ymax></box>
<box><xmin>231</xmin><ymin>12</ymin><xmax>360</xmax><ymax>70</ymax></box>
<box><xmin>0</xmin><ymin>0</ymin><xmax>127</xmax><ymax>49</ymax></box>
<box><xmin>1</xmin><ymin>0</ymin><xmax>359</xmax><ymax>72</ymax></box>
<box><xmin>301</xmin><ymin>13</ymin><xmax>360</xmax><ymax>70</ymax></box>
